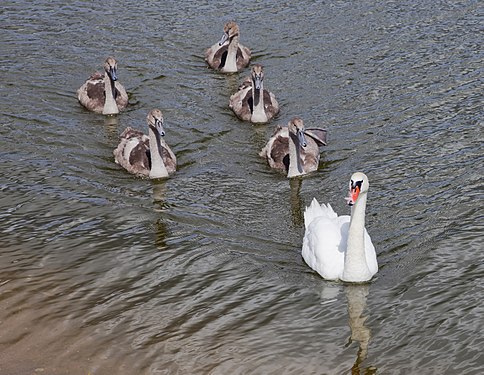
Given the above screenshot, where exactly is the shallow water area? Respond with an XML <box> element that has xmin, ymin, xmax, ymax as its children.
<box><xmin>0</xmin><ymin>0</ymin><xmax>483</xmax><ymax>374</ymax></box>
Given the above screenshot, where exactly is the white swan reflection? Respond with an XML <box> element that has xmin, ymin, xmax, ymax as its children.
<box><xmin>344</xmin><ymin>284</ymin><xmax>377</xmax><ymax>374</ymax></box>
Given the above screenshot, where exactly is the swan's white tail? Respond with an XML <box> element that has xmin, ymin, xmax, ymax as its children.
<box><xmin>304</xmin><ymin>198</ymin><xmax>337</xmax><ymax>229</ymax></box>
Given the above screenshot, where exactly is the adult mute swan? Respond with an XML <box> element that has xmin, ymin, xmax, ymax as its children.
<box><xmin>113</xmin><ymin>109</ymin><xmax>176</xmax><ymax>179</ymax></box>
<box><xmin>229</xmin><ymin>64</ymin><xmax>279</xmax><ymax>124</ymax></box>
<box><xmin>77</xmin><ymin>57</ymin><xmax>128</xmax><ymax>115</ymax></box>
<box><xmin>205</xmin><ymin>21</ymin><xmax>251</xmax><ymax>73</ymax></box>
<box><xmin>302</xmin><ymin>172</ymin><xmax>378</xmax><ymax>282</ymax></box>
<box><xmin>259</xmin><ymin>117</ymin><xmax>327</xmax><ymax>178</ymax></box>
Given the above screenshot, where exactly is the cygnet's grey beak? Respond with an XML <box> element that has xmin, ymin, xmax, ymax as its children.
<box><xmin>109</xmin><ymin>66</ymin><xmax>118</xmax><ymax>81</ymax></box>
<box><xmin>218</xmin><ymin>32</ymin><xmax>229</xmax><ymax>46</ymax></box>
<box><xmin>297</xmin><ymin>128</ymin><xmax>307</xmax><ymax>148</ymax></box>
<box><xmin>155</xmin><ymin>118</ymin><xmax>165</xmax><ymax>137</ymax></box>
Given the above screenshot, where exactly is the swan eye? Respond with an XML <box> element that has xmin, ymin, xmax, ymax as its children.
<box><xmin>351</xmin><ymin>180</ymin><xmax>363</xmax><ymax>190</ymax></box>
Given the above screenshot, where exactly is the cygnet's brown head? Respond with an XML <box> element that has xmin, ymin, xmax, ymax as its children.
<box><xmin>104</xmin><ymin>57</ymin><xmax>118</xmax><ymax>81</ymax></box>
<box><xmin>219</xmin><ymin>21</ymin><xmax>240</xmax><ymax>45</ymax></box>
<box><xmin>288</xmin><ymin>117</ymin><xmax>307</xmax><ymax>148</ymax></box>
<box><xmin>147</xmin><ymin>109</ymin><xmax>165</xmax><ymax>137</ymax></box>
<box><xmin>251</xmin><ymin>64</ymin><xmax>265</xmax><ymax>90</ymax></box>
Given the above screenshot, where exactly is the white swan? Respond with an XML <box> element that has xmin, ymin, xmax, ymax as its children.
<box><xmin>302</xmin><ymin>172</ymin><xmax>378</xmax><ymax>282</ymax></box>
<box><xmin>77</xmin><ymin>57</ymin><xmax>128</xmax><ymax>115</ymax></box>
<box><xmin>113</xmin><ymin>109</ymin><xmax>176</xmax><ymax>179</ymax></box>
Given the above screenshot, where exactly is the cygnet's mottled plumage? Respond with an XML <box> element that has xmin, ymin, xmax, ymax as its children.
<box><xmin>77</xmin><ymin>57</ymin><xmax>128</xmax><ymax>115</ymax></box>
<box><xmin>260</xmin><ymin>117</ymin><xmax>327</xmax><ymax>177</ymax></box>
<box><xmin>205</xmin><ymin>21</ymin><xmax>251</xmax><ymax>73</ymax></box>
<box><xmin>113</xmin><ymin>109</ymin><xmax>176</xmax><ymax>179</ymax></box>
<box><xmin>229</xmin><ymin>64</ymin><xmax>279</xmax><ymax>124</ymax></box>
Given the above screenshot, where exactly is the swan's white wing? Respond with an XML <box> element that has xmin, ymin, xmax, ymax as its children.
<box><xmin>303</xmin><ymin>198</ymin><xmax>337</xmax><ymax>229</ymax></box>
<box><xmin>302</xmin><ymin>199</ymin><xmax>349</xmax><ymax>280</ymax></box>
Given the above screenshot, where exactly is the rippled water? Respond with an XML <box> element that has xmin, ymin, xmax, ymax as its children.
<box><xmin>1</xmin><ymin>0</ymin><xmax>483</xmax><ymax>374</ymax></box>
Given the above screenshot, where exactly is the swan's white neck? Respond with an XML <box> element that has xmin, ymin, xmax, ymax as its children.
<box><xmin>251</xmin><ymin>82</ymin><xmax>268</xmax><ymax>123</ymax></box>
<box><xmin>342</xmin><ymin>192</ymin><xmax>372</xmax><ymax>282</ymax></box>
<box><xmin>148</xmin><ymin>127</ymin><xmax>169</xmax><ymax>179</ymax></box>
<box><xmin>224</xmin><ymin>35</ymin><xmax>239</xmax><ymax>73</ymax></box>
<box><xmin>287</xmin><ymin>132</ymin><xmax>304</xmax><ymax>178</ymax></box>
<box><xmin>102</xmin><ymin>72</ymin><xmax>119</xmax><ymax>115</ymax></box>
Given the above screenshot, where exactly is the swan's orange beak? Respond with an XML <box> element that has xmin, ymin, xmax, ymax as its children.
<box><xmin>346</xmin><ymin>185</ymin><xmax>360</xmax><ymax>206</ymax></box>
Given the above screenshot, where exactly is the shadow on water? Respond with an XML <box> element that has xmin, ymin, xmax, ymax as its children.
<box><xmin>152</xmin><ymin>179</ymin><xmax>168</xmax><ymax>208</ymax></box>
<box><xmin>154</xmin><ymin>217</ymin><xmax>169</xmax><ymax>251</ymax></box>
<box><xmin>152</xmin><ymin>179</ymin><xmax>170</xmax><ymax>250</ymax></box>
<box><xmin>224</xmin><ymin>72</ymin><xmax>245</xmax><ymax>95</ymax></box>
<box><xmin>104</xmin><ymin>115</ymin><xmax>119</xmax><ymax>128</ymax></box>
<box><xmin>289</xmin><ymin>177</ymin><xmax>304</xmax><ymax>227</ymax></box>
<box><xmin>345</xmin><ymin>284</ymin><xmax>377</xmax><ymax>375</ymax></box>
<box><xmin>103</xmin><ymin>114</ymin><xmax>121</xmax><ymax>145</ymax></box>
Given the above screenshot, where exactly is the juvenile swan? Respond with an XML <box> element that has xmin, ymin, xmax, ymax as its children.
<box><xmin>229</xmin><ymin>64</ymin><xmax>279</xmax><ymax>124</ymax></box>
<box><xmin>113</xmin><ymin>109</ymin><xmax>176</xmax><ymax>179</ymax></box>
<box><xmin>205</xmin><ymin>21</ymin><xmax>251</xmax><ymax>73</ymax></box>
<box><xmin>260</xmin><ymin>117</ymin><xmax>327</xmax><ymax>178</ymax></box>
<box><xmin>302</xmin><ymin>172</ymin><xmax>378</xmax><ymax>282</ymax></box>
<box><xmin>77</xmin><ymin>57</ymin><xmax>128</xmax><ymax>115</ymax></box>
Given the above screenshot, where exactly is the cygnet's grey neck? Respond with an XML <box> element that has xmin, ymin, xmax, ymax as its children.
<box><xmin>287</xmin><ymin>131</ymin><xmax>305</xmax><ymax>178</ymax></box>
<box><xmin>251</xmin><ymin>78</ymin><xmax>267</xmax><ymax>123</ymax></box>
<box><xmin>148</xmin><ymin>125</ymin><xmax>169</xmax><ymax>179</ymax></box>
<box><xmin>102</xmin><ymin>71</ymin><xmax>119</xmax><ymax>115</ymax></box>
<box><xmin>224</xmin><ymin>34</ymin><xmax>239</xmax><ymax>72</ymax></box>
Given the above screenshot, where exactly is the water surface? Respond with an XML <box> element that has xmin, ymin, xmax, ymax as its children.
<box><xmin>0</xmin><ymin>0</ymin><xmax>483</xmax><ymax>374</ymax></box>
